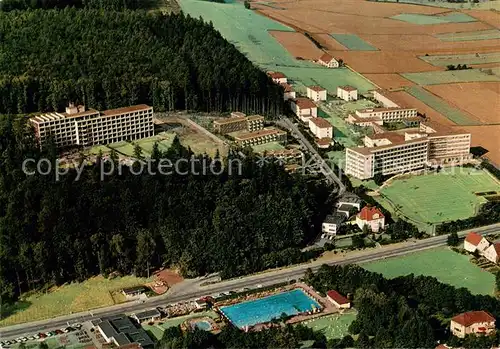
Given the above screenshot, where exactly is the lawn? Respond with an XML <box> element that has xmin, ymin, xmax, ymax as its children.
<box><xmin>143</xmin><ymin>311</ymin><xmax>219</xmax><ymax>340</ymax></box>
<box><xmin>252</xmin><ymin>141</ymin><xmax>285</xmax><ymax>153</ymax></box>
<box><xmin>0</xmin><ymin>275</ymin><xmax>152</xmax><ymax>326</ymax></box>
<box><xmin>107</xmin><ymin>141</ymin><xmax>136</xmax><ymax>157</ymax></box>
<box><xmin>401</xmin><ymin>69</ymin><xmax>500</xmax><ymax>85</ymax></box>
<box><xmin>330</xmin><ymin>34</ymin><xmax>377</xmax><ymax>51</ymax></box>
<box><xmin>134</xmin><ymin>132</ymin><xmax>176</xmax><ymax>155</ymax></box>
<box><xmin>301</xmin><ymin>313</ymin><xmax>356</xmax><ymax>340</ymax></box>
<box><xmin>391</xmin><ymin>12</ymin><xmax>476</xmax><ymax>24</ymax></box>
<box><xmin>375</xmin><ymin>168</ymin><xmax>500</xmax><ymax>226</ymax></box>
<box><xmin>435</xmin><ymin>29</ymin><xmax>500</xmax><ymax>42</ymax></box>
<box><xmin>364</xmin><ymin>247</ymin><xmax>495</xmax><ymax>295</ymax></box>
<box><xmin>419</xmin><ymin>52</ymin><xmax>500</xmax><ymax>67</ymax></box>
<box><xmin>406</xmin><ymin>86</ymin><xmax>480</xmax><ymax>125</ymax></box>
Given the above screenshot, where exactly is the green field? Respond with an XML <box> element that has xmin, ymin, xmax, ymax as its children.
<box><xmin>420</xmin><ymin>52</ymin><xmax>500</xmax><ymax>67</ymax></box>
<box><xmin>378</xmin><ymin>0</ymin><xmax>500</xmax><ymax>10</ymax></box>
<box><xmin>301</xmin><ymin>313</ymin><xmax>356</xmax><ymax>340</ymax></box>
<box><xmin>364</xmin><ymin>248</ymin><xmax>495</xmax><ymax>295</ymax></box>
<box><xmin>0</xmin><ymin>275</ymin><xmax>152</xmax><ymax>326</ymax></box>
<box><xmin>252</xmin><ymin>141</ymin><xmax>285</xmax><ymax>153</ymax></box>
<box><xmin>108</xmin><ymin>141</ymin><xmax>136</xmax><ymax>157</ymax></box>
<box><xmin>134</xmin><ymin>132</ymin><xmax>176</xmax><ymax>155</ymax></box>
<box><xmin>435</xmin><ymin>29</ymin><xmax>500</xmax><ymax>42</ymax></box>
<box><xmin>406</xmin><ymin>86</ymin><xmax>480</xmax><ymax>125</ymax></box>
<box><xmin>330</xmin><ymin>34</ymin><xmax>377</xmax><ymax>51</ymax></box>
<box><xmin>391</xmin><ymin>12</ymin><xmax>476</xmax><ymax>24</ymax></box>
<box><xmin>401</xmin><ymin>69</ymin><xmax>500</xmax><ymax>85</ymax></box>
<box><xmin>376</xmin><ymin>168</ymin><xmax>500</xmax><ymax>226</ymax></box>
<box><xmin>143</xmin><ymin>311</ymin><xmax>219</xmax><ymax>340</ymax></box>
<box><xmin>179</xmin><ymin>0</ymin><xmax>375</xmax><ymax>93</ymax></box>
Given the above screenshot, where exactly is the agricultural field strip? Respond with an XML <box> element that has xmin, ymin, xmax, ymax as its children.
<box><xmin>419</xmin><ymin>52</ymin><xmax>500</xmax><ymax>66</ymax></box>
<box><xmin>435</xmin><ymin>29</ymin><xmax>500</xmax><ymax>42</ymax></box>
<box><xmin>401</xmin><ymin>69</ymin><xmax>500</xmax><ymax>85</ymax></box>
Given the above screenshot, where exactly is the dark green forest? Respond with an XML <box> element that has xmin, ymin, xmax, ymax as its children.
<box><xmin>0</xmin><ymin>0</ymin><xmax>144</xmax><ymax>11</ymax></box>
<box><xmin>0</xmin><ymin>9</ymin><xmax>283</xmax><ymax>115</ymax></box>
<box><xmin>0</xmin><ymin>117</ymin><xmax>331</xmax><ymax>306</ymax></box>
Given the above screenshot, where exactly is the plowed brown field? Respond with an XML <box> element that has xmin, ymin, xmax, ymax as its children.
<box><xmin>269</xmin><ymin>31</ymin><xmax>324</xmax><ymax>60</ymax></box>
<box><xmin>458</xmin><ymin>125</ymin><xmax>500</xmax><ymax>166</ymax></box>
<box><xmin>363</xmin><ymin>74</ymin><xmax>415</xmax><ymax>89</ymax></box>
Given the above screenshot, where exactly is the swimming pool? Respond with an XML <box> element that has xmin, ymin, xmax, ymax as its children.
<box><xmin>220</xmin><ymin>289</ymin><xmax>321</xmax><ymax>328</ymax></box>
<box><xmin>192</xmin><ymin>320</ymin><xmax>213</xmax><ymax>331</ymax></box>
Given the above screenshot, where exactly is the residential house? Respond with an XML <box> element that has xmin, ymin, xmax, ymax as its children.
<box><xmin>316</xmin><ymin>137</ymin><xmax>332</xmax><ymax>149</ymax></box>
<box><xmin>318</xmin><ymin>53</ymin><xmax>339</xmax><ymax>68</ymax></box>
<box><xmin>307</xmin><ymin>86</ymin><xmax>327</xmax><ymax>102</ymax></box>
<box><xmin>131</xmin><ymin>309</ymin><xmax>161</xmax><ymax>323</ymax></box>
<box><xmin>450</xmin><ymin>310</ymin><xmax>495</xmax><ymax>338</ymax></box>
<box><xmin>484</xmin><ymin>243</ymin><xmax>500</xmax><ymax>264</ymax></box>
<box><xmin>308</xmin><ymin>117</ymin><xmax>333</xmax><ymax>139</ymax></box>
<box><xmin>326</xmin><ymin>290</ymin><xmax>351</xmax><ymax>309</ymax></box>
<box><xmin>281</xmin><ymin>83</ymin><xmax>296</xmax><ymax>101</ymax></box>
<box><xmin>337</xmin><ymin>86</ymin><xmax>358</xmax><ymax>101</ymax></box>
<box><xmin>121</xmin><ymin>286</ymin><xmax>147</xmax><ymax>299</ymax></box>
<box><xmin>290</xmin><ymin>98</ymin><xmax>317</xmax><ymax>122</ymax></box>
<box><xmin>267</xmin><ymin>71</ymin><xmax>287</xmax><ymax>84</ymax></box>
<box><xmin>463</xmin><ymin>232</ymin><xmax>490</xmax><ymax>254</ymax></box>
<box><xmin>322</xmin><ymin>213</ymin><xmax>346</xmax><ymax>237</ymax></box>
<box><xmin>356</xmin><ymin>206</ymin><xmax>385</xmax><ymax>232</ymax></box>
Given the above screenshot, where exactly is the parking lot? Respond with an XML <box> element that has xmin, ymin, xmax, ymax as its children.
<box><xmin>0</xmin><ymin>324</ymin><xmax>86</xmax><ymax>349</ymax></box>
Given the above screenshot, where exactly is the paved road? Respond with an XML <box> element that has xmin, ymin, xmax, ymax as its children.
<box><xmin>1</xmin><ymin>223</ymin><xmax>499</xmax><ymax>339</ymax></box>
<box><xmin>277</xmin><ymin>117</ymin><xmax>346</xmax><ymax>195</ymax></box>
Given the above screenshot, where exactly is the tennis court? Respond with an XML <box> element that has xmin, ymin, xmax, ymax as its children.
<box><xmin>330</xmin><ymin>34</ymin><xmax>377</xmax><ymax>51</ymax></box>
<box><xmin>401</xmin><ymin>69</ymin><xmax>500</xmax><ymax>85</ymax></box>
<box><xmin>301</xmin><ymin>313</ymin><xmax>356</xmax><ymax>340</ymax></box>
<box><xmin>419</xmin><ymin>52</ymin><xmax>500</xmax><ymax>67</ymax></box>
<box><xmin>378</xmin><ymin>168</ymin><xmax>500</xmax><ymax>225</ymax></box>
<box><xmin>406</xmin><ymin>86</ymin><xmax>480</xmax><ymax>125</ymax></box>
<box><xmin>435</xmin><ymin>29</ymin><xmax>500</xmax><ymax>41</ymax></box>
<box><xmin>391</xmin><ymin>12</ymin><xmax>476</xmax><ymax>25</ymax></box>
<box><xmin>364</xmin><ymin>247</ymin><xmax>495</xmax><ymax>295</ymax></box>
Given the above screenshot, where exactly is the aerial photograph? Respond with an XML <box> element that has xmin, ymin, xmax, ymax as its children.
<box><xmin>0</xmin><ymin>0</ymin><xmax>499</xmax><ymax>347</ymax></box>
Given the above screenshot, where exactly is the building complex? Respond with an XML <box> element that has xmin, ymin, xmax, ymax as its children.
<box><xmin>234</xmin><ymin>128</ymin><xmax>287</xmax><ymax>147</ymax></box>
<box><xmin>29</xmin><ymin>103</ymin><xmax>154</xmax><ymax>149</ymax></box>
<box><xmin>213</xmin><ymin>112</ymin><xmax>264</xmax><ymax>134</ymax></box>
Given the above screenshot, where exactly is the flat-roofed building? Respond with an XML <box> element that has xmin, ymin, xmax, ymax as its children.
<box><xmin>309</xmin><ymin>117</ymin><xmax>333</xmax><ymax>139</ymax></box>
<box><xmin>307</xmin><ymin>86</ymin><xmax>327</xmax><ymax>102</ymax></box>
<box><xmin>30</xmin><ymin>103</ymin><xmax>154</xmax><ymax>149</ymax></box>
<box><xmin>258</xmin><ymin>148</ymin><xmax>303</xmax><ymax>163</ymax></box>
<box><xmin>322</xmin><ymin>213</ymin><xmax>346</xmax><ymax>237</ymax></box>
<box><xmin>246</xmin><ymin>115</ymin><xmax>265</xmax><ymax>132</ymax></box>
<box><xmin>94</xmin><ymin>314</ymin><xmax>154</xmax><ymax>348</ymax></box>
<box><xmin>337</xmin><ymin>86</ymin><xmax>358</xmax><ymax>101</ymax></box>
<box><xmin>421</xmin><ymin>122</ymin><xmax>472</xmax><ymax>164</ymax></box>
<box><xmin>213</xmin><ymin>115</ymin><xmax>248</xmax><ymax>134</ymax></box>
<box><xmin>234</xmin><ymin>128</ymin><xmax>287</xmax><ymax>147</ymax></box>
<box><xmin>346</xmin><ymin>114</ymin><xmax>383</xmax><ymax>127</ymax></box>
<box><xmin>290</xmin><ymin>98</ymin><xmax>318</xmax><ymax>122</ymax></box>
<box><xmin>355</xmin><ymin>107</ymin><xmax>417</xmax><ymax>123</ymax></box>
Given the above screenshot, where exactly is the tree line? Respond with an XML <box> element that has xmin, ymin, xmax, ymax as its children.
<box><xmin>0</xmin><ymin>9</ymin><xmax>283</xmax><ymax>116</ymax></box>
<box><xmin>0</xmin><ymin>0</ymin><xmax>144</xmax><ymax>11</ymax></box>
<box><xmin>0</xmin><ymin>117</ymin><xmax>331</xmax><ymax>308</ymax></box>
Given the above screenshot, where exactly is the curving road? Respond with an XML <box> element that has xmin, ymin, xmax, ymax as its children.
<box><xmin>1</xmin><ymin>223</ymin><xmax>499</xmax><ymax>339</ymax></box>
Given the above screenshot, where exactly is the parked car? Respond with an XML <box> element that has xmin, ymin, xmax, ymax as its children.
<box><xmin>38</xmin><ymin>333</ymin><xmax>47</xmax><ymax>339</ymax></box>
<box><xmin>54</xmin><ymin>330</ymin><xmax>63</xmax><ymax>335</ymax></box>
<box><xmin>28</xmin><ymin>336</ymin><xmax>36</xmax><ymax>340</ymax></box>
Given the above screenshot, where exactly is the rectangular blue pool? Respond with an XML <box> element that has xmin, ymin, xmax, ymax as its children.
<box><xmin>219</xmin><ymin>289</ymin><xmax>321</xmax><ymax>328</ymax></box>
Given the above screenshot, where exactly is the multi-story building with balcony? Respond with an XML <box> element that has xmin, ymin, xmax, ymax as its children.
<box><xmin>213</xmin><ymin>113</ymin><xmax>264</xmax><ymax>134</ymax></box>
<box><xmin>246</xmin><ymin>115</ymin><xmax>265</xmax><ymax>132</ymax></box>
<box><xmin>355</xmin><ymin>107</ymin><xmax>418</xmax><ymax>123</ymax></box>
<box><xmin>30</xmin><ymin>103</ymin><xmax>154</xmax><ymax>149</ymax></box>
<box><xmin>234</xmin><ymin>128</ymin><xmax>287</xmax><ymax>147</ymax></box>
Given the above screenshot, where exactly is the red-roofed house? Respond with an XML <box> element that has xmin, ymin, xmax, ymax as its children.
<box><xmin>326</xmin><ymin>290</ymin><xmax>351</xmax><ymax>309</ymax></box>
<box><xmin>290</xmin><ymin>98</ymin><xmax>318</xmax><ymax>122</ymax></box>
<box><xmin>356</xmin><ymin>206</ymin><xmax>385</xmax><ymax>232</ymax></box>
<box><xmin>450</xmin><ymin>311</ymin><xmax>495</xmax><ymax>338</ymax></box>
<box><xmin>318</xmin><ymin>53</ymin><xmax>339</xmax><ymax>68</ymax></box>
<box><xmin>484</xmin><ymin>243</ymin><xmax>500</xmax><ymax>264</ymax></box>
<box><xmin>464</xmin><ymin>232</ymin><xmax>490</xmax><ymax>254</ymax></box>
<box><xmin>267</xmin><ymin>71</ymin><xmax>287</xmax><ymax>84</ymax></box>
<box><xmin>337</xmin><ymin>86</ymin><xmax>358</xmax><ymax>101</ymax></box>
<box><xmin>316</xmin><ymin>137</ymin><xmax>333</xmax><ymax>149</ymax></box>
<box><xmin>281</xmin><ymin>83</ymin><xmax>296</xmax><ymax>101</ymax></box>
<box><xmin>307</xmin><ymin>86</ymin><xmax>327</xmax><ymax>102</ymax></box>
<box><xmin>309</xmin><ymin>117</ymin><xmax>333</xmax><ymax>139</ymax></box>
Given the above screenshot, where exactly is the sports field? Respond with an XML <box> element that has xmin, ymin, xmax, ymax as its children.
<box><xmin>330</xmin><ymin>34</ymin><xmax>377</xmax><ymax>51</ymax></box>
<box><xmin>377</xmin><ymin>168</ymin><xmax>500</xmax><ymax>225</ymax></box>
<box><xmin>420</xmin><ymin>52</ymin><xmax>500</xmax><ymax>67</ymax></box>
<box><xmin>364</xmin><ymin>247</ymin><xmax>495</xmax><ymax>295</ymax></box>
<box><xmin>0</xmin><ymin>275</ymin><xmax>152</xmax><ymax>326</ymax></box>
<box><xmin>401</xmin><ymin>69</ymin><xmax>500</xmax><ymax>85</ymax></box>
<box><xmin>406</xmin><ymin>86</ymin><xmax>480</xmax><ymax>125</ymax></box>
<box><xmin>391</xmin><ymin>12</ymin><xmax>476</xmax><ymax>24</ymax></box>
<box><xmin>435</xmin><ymin>29</ymin><xmax>500</xmax><ymax>41</ymax></box>
<box><xmin>301</xmin><ymin>313</ymin><xmax>356</xmax><ymax>340</ymax></box>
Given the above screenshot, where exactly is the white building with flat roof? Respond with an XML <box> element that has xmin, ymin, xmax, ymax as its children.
<box><xmin>337</xmin><ymin>86</ymin><xmax>358</xmax><ymax>101</ymax></box>
<box><xmin>372</xmin><ymin>90</ymin><xmax>400</xmax><ymax>108</ymax></box>
<box><xmin>30</xmin><ymin>104</ymin><xmax>154</xmax><ymax>149</ymax></box>
<box><xmin>355</xmin><ymin>107</ymin><xmax>417</xmax><ymax>123</ymax></box>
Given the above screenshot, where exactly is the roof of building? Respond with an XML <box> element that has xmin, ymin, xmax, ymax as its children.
<box><xmin>117</xmin><ymin>344</ymin><xmax>143</xmax><ymax>349</ymax></box>
<box><xmin>338</xmin><ymin>193</ymin><xmax>361</xmax><ymax>204</ymax></box>
<box><xmin>347</xmin><ymin>113</ymin><xmax>383</xmax><ymax>124</ymax></box>
<box><xmin>308</xmin><ymin>85</ymin><xmax>326</xmax><ymax>92</ymax></box>
<box><xmin>259</xmin><ymin>148</ymin><xmax>302</xmax><ymax>157</ymax></box>
<box><xmin>316</xmin><ymin>137</ymin><xmax>332</xmax><ymax>146</ymax></box>
<box><xmin>235</xmin><ymin>128</ymin><xmax>286</xmax><ymax>141</ymax></box>
<box><xmin>490</xmin><ymin>243</ymin><xmax>500</xmax><ymax>256</ymax></box>
<box><xmin>133</xmin><ymin>309</ymin><xmax>161</xmax><ymax>320</ymax></box>
<box><xmin>268</xmin><ymin>71</ymin><xmax>286</xmax><ymax>79</ymax></box>
<box><xmin>122</xmin><ymin>286</ymin><xmax>147</xmax><ymax>295</ymax></box>
<box><xmin>338</xmin><ymin>85</ymin><xmax>357</xmax><ymax>92</ymax></box>
<box><xmin>357</xmin><ymin>107</ymin><xmax>417</xmax><ymax>114</ymax></box>
<box><xmin>347</xmin><ymin>137</ymin><xmax>430</xmax><ymax>156</ymax></box>
<box><xmin>324</xmin><ymin>213</ymin><xmax>346</xmax><ymax>225</ymax></box>
<box><xmin>465</xmin><ymin>232</ymin><xmax>484</xmax><ymax>246</ymax></box>
<box><xmin>451</xmin><ymin>311</ymin><xmax>495</xmax><ymax>327</ymax></box>
<box><xmin>367</xmin><ymin>132</ymin><xmax>406</xmax><ymax>143</ymax></box>
<box><xmin>100</xmin><ymin>315</ymin><xmax>154</xmax><ymax>347</ymax></box>
<box><xmin>101</xmin><ymin>104</ymin><xmax>152</xmax><ymax>117</ymax></box>
<box><xmin>213</xmin><ymin>116</ymin><xmax>247</xmax><ymax>125</ymax></box>
<box><xmin>326</xmin><ymin>290</ymin><xmax>350</xmax><ymax>305</ymax></box>
<box><xmin>231</xmin><ymin>111</ymin><xmax>246</xmax><ymax>118</ymax></box>
<box><xmin>337</xmin><ymin>204</ymin><xmax>354</xmax><ymax>213</ymax></box>
<box><xmin>247</xmin><ymin>115</ymin><xmax>264</xmax><ymax>121</ymax></box>
<box><xmin>309</xmin><ymin>117</ymin><xmax>332</xmax><ymax>129</ymax></box>
<box><xmin>319</xmin><ymin>53</ymin><xmax>335</xmax><ymax>63</ymax></box>
<box><xmin>281</xmin><ymin>83</ymin><xmax>294</xmax><ymax>92</ymax></box>
<box><xmin>357</xmin><ymin>206</ymin><xmax>384</xmax><ymax>221</ymax></box>
<box><xmin>293</xmin><ymin>98</ymin><xmax>317</xmax><ymax>109</ymax></box>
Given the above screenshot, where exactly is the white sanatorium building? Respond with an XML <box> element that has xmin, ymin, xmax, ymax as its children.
<box><xmin>30</xmin><ymin>103</ymin><xmax>154</xmax><ymax>148</ymax></box>
<box><xmin>345</xmin><ymin>122</ymin><xmax>472</xmax><ymax>180</ymax></box>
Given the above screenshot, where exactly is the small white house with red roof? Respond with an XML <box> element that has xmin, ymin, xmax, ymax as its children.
<box><xmin>484</xmin><ymin>242</ymin><xmax>500</xmax><ymax>264</ymax></box>
<box><xmin>464</xmin><ymin>232</ymin><xmax>490</xmax><ymax>254</ymax></box>
<box><xmin>267</xmin><ymin>71</ymin><xmax>287</xmax><ymax>84</ymax></box>
<box><xmin>307</xmin><ymin>86</ymin><xmax>327</xmax><ymax>102</ymax></box>
<box><xmin>281</xmin><ymin>83</ymin><xmax>296</xmax><ymax>101</ymax></box>
<box><xmin>318</xmin><ymin>53</ymin><xmax>339</xmax><ymax>68</ymax></box>
<box><xmin>326</xmin><ymin>290</ymin><xmax>350</xmax><ymax>309</ymax></box>
<box><xmin>450</xmin><ymin>310</ymin><xmax>495</xmax><ymax>338</ymax></box>
<box><xmin>356</xmin><ymin>206</ymin><xmax>385</xmax><ymax>232</ymax></box>
<box><xmin>290</xmin><ymin>98</ymin><xmax>318</xmax><ymax>122</ymax></box>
